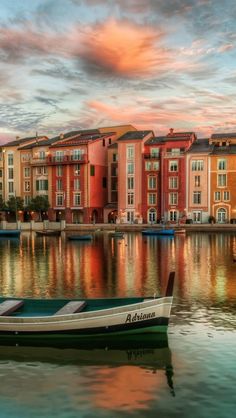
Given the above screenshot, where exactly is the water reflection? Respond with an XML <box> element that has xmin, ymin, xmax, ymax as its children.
<box><xmin>0</xmin><ymin>232</ymin><xmax>236</xmax><ymax>323</ymax></box>
<box><xmin>0</xmin><ymin>334</ymin><xmax>174</xmax><ymax>413</ymax></box>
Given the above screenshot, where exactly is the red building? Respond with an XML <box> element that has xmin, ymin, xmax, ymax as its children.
<box><xmin>144</xmin><ymin>129</ymin><xmax>196</xmax><ymax>223</ymax></box>
<box><xmin>47</xmin><ymin>130</ymin><xmax>117</xmax><ymax>223</ymax></box>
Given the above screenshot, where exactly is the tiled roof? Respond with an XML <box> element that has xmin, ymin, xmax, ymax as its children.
<box><xmin>145</xmin><ymin>136</ymin><xmax>166</xmax><ymax>145</ymax></box>
<box><xmin>118</xmin><ymin>130</ymin><xmax>153</xmax><ymax>141</ymax></box>
<box><xmin>49</xmin><ymin>132</ymin><xmax>109</xmax><ymax>148</ymax></box>
<box><xmin>210</xmin><ymin>144</ymin><xmax>236</xmax><ymax>155</ymax></box>
<box><xmin>2</xmin><ymin>136</ymin><xmax>46</xmax><ymax>147</ymax></box>
<box><xmin>187</xmin><ymin>138</ymin><xmax>213</xmax><ymax>153</ymax></box>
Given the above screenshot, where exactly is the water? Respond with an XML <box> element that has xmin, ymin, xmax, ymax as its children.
<box><xmin>0</xmin><ymin>231</ymin><xmax>235</xmax><ymax>418</ymax></box>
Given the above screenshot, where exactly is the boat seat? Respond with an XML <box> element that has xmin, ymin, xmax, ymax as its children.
<box><xmin>54</xmin><ymin>301</ymin><xmax>87</xmax><ymax>316</ymax></box>
<box><xmin>0</xmin><ymin>300</ymin><xmax>24</xmax><ymax>316</ymax></box>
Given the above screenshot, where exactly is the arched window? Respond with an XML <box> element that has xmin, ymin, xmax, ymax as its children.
<box><xmin>217</xmin><ymin>208</ymin><xmax>227</xmax><ymax>223</ymax></box>
<box><xmin>148</xmin><ymin>208</ymin><xmax>157</xmax><ymax>223</ymax></box>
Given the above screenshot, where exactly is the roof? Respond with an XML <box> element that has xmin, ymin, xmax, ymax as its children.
<box><xmin>211</xmin><ymin>133</ymin><xmax>236</xmax><ymax>139</ymax></box>
<box><xmin>108</xmin><ymin>142</ymin><xmax>118</xmax><ymax>149</ymax></box>
<box><xmin>49</xmin><ymin>132</ymin><xmax>113</xmax><ymax>148</ymax></box>
<box><xmin>187</xmin><ymin>138</ymin><xmax>213</xmax><ymax>153</ymax></box>
<box><xmin>2</xmin><ymin>136</ymin><xmax>47</xmax><ymax>147</ymax></box>
<box><xmin>118</xmin><ymin>130</ymin><xmax>153</xmax><ymax>141</ymax></box>
<box><xmin>210</xmin><ymin>144</ymin><xmax>236</xmax><ymax>155</ymax></box>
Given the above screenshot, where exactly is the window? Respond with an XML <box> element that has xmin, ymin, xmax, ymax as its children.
<box><xmin>169</xmin><ymin>177</ymin><xmax>178</xmax><ymax>189</ymax></box>
<box><xmin>170</xmin><ymin>148</ymin><xmax>180</xmax><ymax>155</ymax></box>
<box><xmin>169</xmin><ymin>161</ymin><xmax>178</xmax><ymax>172</ymax></box>
<box><xmin>148</xmin><ymin>175</ymin><xmax>157</xmax><ymax>189</ymax></box>
<box><xmin>127</xmin><ymin>177</ymin><xmax>134</xmax><ymax>190</ymax></box>
<box><xmin>74</xmin><ymin>179</ymin><xmax>80</xmax><ymax>190</ymax></box>
<box><xmin>153</xmin><ymin>161</ymin><xmax>159</xmax><ymax>171</ymax></box>
<box><xmin>21</xmin><ymin>153</ymin><xmax>30</xmax><ymax>162</ymax></box>
<box><xmin>55</xmin><ymin>151</ymin><xmax>64</xmax><ymax>161</ymax></box>
<box><xmin>127</xmin><ymin>192</ymin><xmax>134</xmax><ymax>205</ymax></box>
<box><xmin>145</xmin><ymin>161</ymin><xmax>152</xmax><ymax>171</ymax></box>
<box><xmin>218</xmin><ymin>159</ymin><xmax>226</xmax><ymax>170</ymax></box>
<box><xmin>218</xmin><ymin>174</ymin><xmax>226</xmax><ymax>187</ymax></box>
<box><xmin>38</xmin><ymin>151</ymin><xmax>45</xmax><ymax>160</ymax></box>
<box><xmin>24</xmin><ymin>196</ymin><xmax>31</xmax><ymax>206</ymax></box>
<box><xmin>0</xmin><ymin>182</ymin><xmax>2</xmax><ymax>191</ymax></box>
<box><xmin>214</xmin><ymin>191</ymin><xmax>221</xmax><ymax>201</ymax></box>
<box><xmin>103</xmin><ymin>139</ymin><xmax>105</xmax><ymax>147</ymax></box>
<box><xmin>24</xmin><ymin>181</ymin><xmax>30</xmax><ymax>192</ymax></box>
<box><xmin>193</xmin><ymin>191</ymin><xmax>201</xmax><ymax>204</ymax></box>
<box><xmin>72</xmin><ymin>149</ymin><xmax>83</xmax><ymax>161</ymax></box>
<box><xmin>127</xmin><ymin>146</ymin><xmax>134</xmax><ymax>160</ymax></box>
<box><xmin>169</xmin><ymin>210</ymin><xmax>177</xmax><ymax>221</ymax></box>
<box><xmin>0</xmin><ymin>169</ymin><xmax>2</xmax><ymax>178</ymax></box>
<box><xmin>191</xmin><ymin>160</ymin><xmax>203</xmax><ymax>171</ymax></box>
<box><xmin>90</xmin><ymin>165</ymin><xmax>95</xmax><ymax>176</ymax></box>
<box><xmin>102</xmin><ymin>177</ymin><xmax>107</xmax><ymax>188</ymax></box>
<box><xmin>36</xmin><ymin>180</ymin><xmax>48</xmax><ymax>191</ymax></box>
<box><xmin>112</xmin><ymin>153</ymin><xmax>118</xmax><ymax>162</ymax></box>
<box><xmin>36</xmin><ymin>166</ymin><xmax>47</xmax><ymax>175</ymax></box>
<box><xmin>148</xmin><ymin>193</ymin><xmax>156</xmax><ymax>205</ymax></box>
<box><xmin>8</xmin><ymin>153</ymin><xmax>13</xmax><ymax>166</ymax></box>
<box><xmin>8</xmin><ymin>168</ymin><xmax>13</xmax><ymax>179</ymax></box>
<box><xmin>24</xmin><ymin>167</ymin><xmax>30</xmax><ymax>178</ymax></box>
<box><xmin>56</xmin><ymin>179</ymin><xmax>63</xmax><ymax>191</ymax></box>
<box><xmin>194</xmin><ymin>175</ymin><xmax>201</xmax><ymax>187</ymax></box>
<box><xmin>150</xmin><ymin>148</ymin><xmax>159</xmax><ymax>157</ymax></box>
<box><xmin>56</xmin><ymin>194</ymin><xmax>64</xmax><ymax>206</ymax></box>
<box><xmin>74</xmin><ymin>164</ymin><xmax>80</xmax><ymax>175</ymax></box>
<box><xmin>56</xmin><ymin>165</ymin><xmax>63</xmax><ymax>177</ymax></box>
<box><xmin>169</xmin><ymin>192</ymin><xmax>178</xmax><ymax>205</ymax></box>
<box><xmin>74</xmin><ymin>193</ymin><xmax>81</xmax><ymax>206</ymax></box>
<box><xmin>8</xmin><ymin>182</ymin><xmax>14</xmax><ymax>193</ymax></box>
<box><xmin>127</xmin><ymin>163</ymin><xmax>134</xmax><ymax>174</ymax></box>
<box><xmin>223</xmin><ymin>191</ymin><xmax>230</xmax><ymax>201</ymax></box>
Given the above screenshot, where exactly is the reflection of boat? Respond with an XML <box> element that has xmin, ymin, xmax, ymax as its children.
<box><xmin>0</xmin><ymin>272</ymin><xmax>174</xmax><ymax>339</ymax></box>
<box><xmin>142</xmin><ymin>229</ymin><xmax>175</xmax><ymax>236</ymax></box>
<box><xmin>175</xmin><ymin>228</ymin><xmax>186</xmax><ymax>235</ymax></box>
<box><xmin>0</xmin><ymin>334</ymin><xmax>175</xmax><ymax>395</ymax></box>
<box><xmin>67</xmin><ymin>234</ymin><xmax>93</xmax><ymax>241</ymax></box>
<box><xmin>0</xmin><ymin>229</ymin><xmax>21</xmax><ymax>238</ymax></box>
<box><xmin>35</xmin><ymin>230</ymin><xmax>61</xmax><ymax>237</ymax></box>
<box><xmin>110</xmin><ymin>231</ymin><xmax>124</xmax><ymax>238</ymax></box>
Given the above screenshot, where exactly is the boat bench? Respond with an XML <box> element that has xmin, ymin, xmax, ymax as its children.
<box><xmin>0</xmin><ymin>300</ymin><xmax>24</xmax><ymax>316</ymax></box>
<box><xmin>54</xmin><ymin>301</ymin><xmax>87</xmax><ymax>316</ymax></box>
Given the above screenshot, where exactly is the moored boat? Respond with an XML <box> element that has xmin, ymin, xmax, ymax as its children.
<box><xmin>35</xmin><ymin>230</ymin><xmax>61</xmax><ymax>237</ymax></box>
<box><xmin>0</xmin><ymin>229</ymin><xmax>21</xmax><ymax>238</ymax></box>
<box><xmin>142</xmin><ymin>229</ymin><xmax>175</xmax><ymax>236</ymax></box>
<box><xmin>67</xmin><ymin>234</ymin><xmax>93</xmax><ymax>241</ymax></box>
<box><xmin>0</xmin><ymin>272</ymin><xmax>175</xmax><ymax>340</ymax></box>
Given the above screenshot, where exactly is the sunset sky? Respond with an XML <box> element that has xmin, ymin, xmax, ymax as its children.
<box><xmin>0</xmin><ymin>0</ymin><xmax>236</xmax><ymax>143</ymax></box>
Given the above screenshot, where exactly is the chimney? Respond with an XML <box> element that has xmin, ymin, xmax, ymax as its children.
<box><xmin>169</xmin><ymin>128</ymin><xmax>174</xmax><ymax>135</ymax></box>
<box><xmin>60</xmin><ymin>133</ymin><xmax>64</xmax><ymax>140</ymax></box>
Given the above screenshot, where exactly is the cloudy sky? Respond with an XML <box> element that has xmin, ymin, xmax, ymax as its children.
<box><xmin>0</xmin><ymin>0</ymin><xmax>236</xmax><ymax>143</ymax></box>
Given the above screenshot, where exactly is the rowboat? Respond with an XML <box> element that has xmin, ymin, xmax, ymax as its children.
<box><xmin>35</xmin><ymin>230</ymin><xmax>61</xmax><ymax>237</ymax></box>
<box><xmin>0</xmin><ymin>229</ymin><xmax>21</xmax><ymax>238</ymax></box>
<box><xmin>142</xmin><ymin>229</ymin><xmax>175</xmax><ymax>236</ymax></box>
<box><xmin>67</xmin><ymin>234</ymin><xmax>93</xmax><ymax>241</ymax></box>
<box><xmin>0</xmin><ymin>272</ymin><xmax>174</xmax><ymax>340</ymax></box>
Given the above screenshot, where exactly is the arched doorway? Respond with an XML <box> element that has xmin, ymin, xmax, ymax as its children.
<box><xmin>148</xmin><ymin>208</ymin><xmax>157</xmax><ymax>224</ymax></box>
<box><xmin>108</xmin><ymin>210</ymin><xmax>118</xmax><ymax>223</ymax></box>
<box><xmin>217</xmin><ymin>207</ymin><xmax>227</xmax><ymax>223</ymax></box>
<box><xmin>92</xmin><ymin>209</ymin><xmax>98</xmax><ymax>224</ymax></box>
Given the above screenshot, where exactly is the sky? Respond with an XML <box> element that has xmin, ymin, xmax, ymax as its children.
<box><xmin>0</xmin><ymin>0</ymin><xmax>236</xmax><ymax>143</ymax></box>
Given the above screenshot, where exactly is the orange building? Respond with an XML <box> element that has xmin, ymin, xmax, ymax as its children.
<box><xmin>209</xmin><ymin>133</ymin><xmax>236</xmax><ymax>223</ymax></box>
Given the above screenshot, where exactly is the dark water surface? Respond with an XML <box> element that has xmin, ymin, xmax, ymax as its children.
<box><xmin>0</xmin><ymin>231</ymin><xmax>235</xmax><ymax>418</ymax></box>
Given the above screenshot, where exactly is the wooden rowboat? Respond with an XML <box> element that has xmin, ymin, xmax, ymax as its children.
<box><xmin>0</xmin><ymin>272</ymin><xmax>175</xmax><ymax>340</ymax></box>
<box><xmin>35</xmin><ymin>230</ymin><xmax>61</xmax><ymax>237</ymax></box>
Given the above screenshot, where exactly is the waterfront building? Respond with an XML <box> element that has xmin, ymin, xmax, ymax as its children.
<box><xmin>186</xmin><ymin>138</ymin><xmax>213</xmax><ymax>223</ymax></box>
<box><xmin>116</xmin><ymin>130</ymin><xmax>154</xmax><ymax>224</ymax></box>
<box><xmin>148</xmin><ymin>129</ymin><xmax>196</xmax><ymax>223</ymax></box>
<box><xmin>209</xmin><ymin>133</ymin><xmax>236</xmax><ymax>223</ymax></box>
<box><xmin>47</xmin><ymin>130</ymin><xmax>117</xmax><ymax>223</ymax></box>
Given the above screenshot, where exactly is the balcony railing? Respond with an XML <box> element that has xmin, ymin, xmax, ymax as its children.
<box><xmin>143</xmin><ymin>153</ymin><xmax>160</xmax><ymax>159</ymax></box>
<box><xmin>46</xmin><ymin>154</ymin><xmax>88</xmax><ymax>165</ymax></box>
<box><xmin>30</xmin><ymin>157</ymin><xmax>47</xmax><ymax>166</ymax></box>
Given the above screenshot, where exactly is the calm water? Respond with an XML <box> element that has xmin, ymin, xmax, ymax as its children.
<box><xmin>0</xmin><ymin>231</ymin><xmax>236</xmax><ymax>418</ymax></box>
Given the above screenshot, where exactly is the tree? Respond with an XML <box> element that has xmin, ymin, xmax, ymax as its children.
<box><xmin>0</xmin><ymin>196</ymin><xmax>6</xmax><ymax>211</ymax></box>
<box><xmin>6</xmin><ymin>196</ymin><xmax>24</xmax><ymax>220</ymax></box>
<box><xmin>28</xmin><ymin>196</ymin><xmax>50</xmax><ymax>221</ymax></box>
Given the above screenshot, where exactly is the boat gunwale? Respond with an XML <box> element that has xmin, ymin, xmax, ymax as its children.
<box><xmin>0</xmin><ymin>296</ymin><xmax>173</xmax><ymax>324</ymax></box>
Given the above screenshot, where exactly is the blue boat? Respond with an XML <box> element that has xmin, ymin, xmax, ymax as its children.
<box><xmin>0</xmin><ymin>230</ymin><xmax>21</xmax><ymax>238</ymax></box>
<box><xmin>142</xmin><ymin>229</ymin><xmax>175</xmax><ymax>236</ymax></box>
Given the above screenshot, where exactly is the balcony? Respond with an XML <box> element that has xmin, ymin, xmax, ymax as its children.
<box><xmin>30</xmin><ymin>157</ymin><xmax>47</xmax><ymax>166</ymax></box>
<box><xmin>46</xmin><ymin>154</ymin><xmax>88</xmax><ymax>165</ymax></box>
<box><xmin>143</xmin><ymin>153</ymin><xmax>160</xmax><ymax>159</ymax></box>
